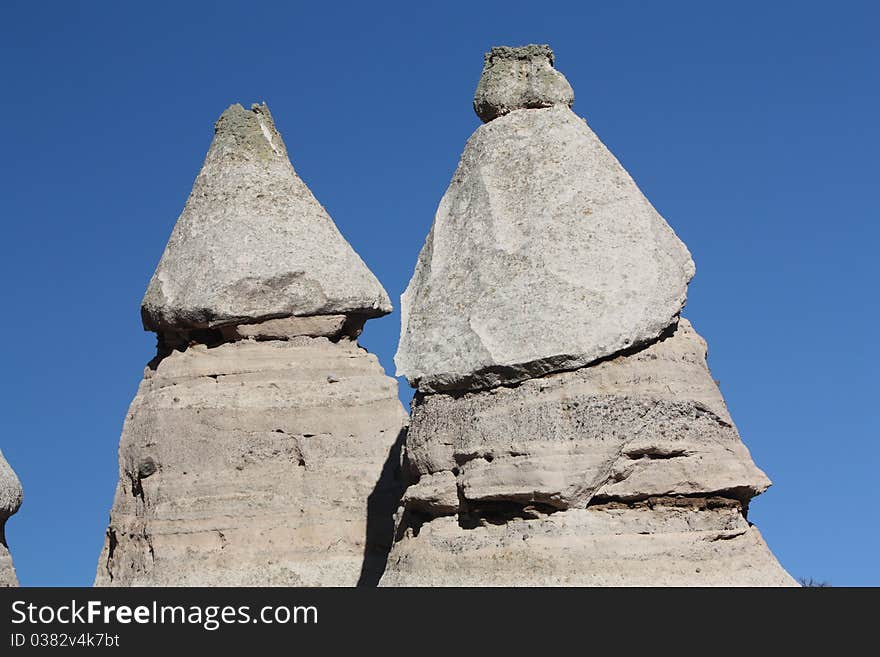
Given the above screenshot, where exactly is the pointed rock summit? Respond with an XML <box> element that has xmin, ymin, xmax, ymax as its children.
<box><xmin>382</xmin><ymin>46</ymin><xmax>794</xmax><ymax>586</ymax></box>
<box><xmin>142</xmin><ymin>103</ymin><xmax>390</xmax><ymax>332</ymax></box>
<box><xmin>0</xmin><ymin>449</ymin><xmax>22</xmax><ymax>586</ymax></box>
<box><xmin>97</xmin><ymin>103</ymin><xmax>407</xmax><ymax>586</ymax></box>
<box><xmin>396</xmin><ymin>47</ymin><xmax>695</xmax><ymax>393</ymax></box>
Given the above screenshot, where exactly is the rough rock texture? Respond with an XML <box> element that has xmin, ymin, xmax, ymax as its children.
<box><xmin>141</xmin><ymin>103</ymin><xmax>391</xmax><ymax>332</ymax></box>
<box><xmin>96</xmin><ymin>337</ymin><xmax>407</xmax><ymax>586</ymax></box>
<box><xmin>220</xmin><ymin>315</ymin><xmax>348</xmax><ymax>341</ymax></box>
<box><xmin>473</xmin><ymin>45</ymin><xmax>574</xmax><ymax>122</ymax></box>
<box><xmin>0</xmin><ymin>448</ymin><xmax>22</xmax><ymax>587</ymax></box>
<box><xmin>401</xmin><ymin>320</ymin><xmax>769</xmax><ymax>512</ymax></box>
<box><xmin>383</xmin><ymin>319</ymin><xmax>795</xmax><ymax>586</ymax></box>
<box><xmin>395</xmin><ymin>105</ymin><xmax>695</xmax><ymax>393</ymax></box>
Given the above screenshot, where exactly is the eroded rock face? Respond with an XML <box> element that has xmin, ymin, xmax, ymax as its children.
<box><xmin>0</xmin><ymin>448</ymin><xmax>22</xmax><ymax>587</ymax></box>
<box><xmin>473</xmin><ymin>45</ymin><xmax>574</xmax><ymax>123</ymax></box>
<box><xmin>96</xmin><ymin>337</ymin><xmax>407</xmax><ymax>586</ymax></box>
<box><xmin>395</xmin><ymin>105</ymin><xmax>694</xmax><ymax>393</ymax></box>
<box><xmin>380</xmin><ymin>499</ymin><xmax>795</xmax><ymax>587</ymax></box>
<box><xmin>383</xmin><ymin>319</ymin><xmax>795</xmax><ymax>586</ymax></box>
<box><xmin>402</xmin><ymin>320</ymin><xmax>769</xmax><ymax>514</ymax></box>
<box><xmin>141</xmin><ymin>103</ymin><xmax>391</xmax><ymax>332</ymax></box>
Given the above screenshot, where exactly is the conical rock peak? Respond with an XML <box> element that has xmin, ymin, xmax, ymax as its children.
<box><xmin>142</xmin><ymin>103</ymin><xmax>391</xmax><ymax>332</ymax></box>
<box><xmin>396</xmin><ymin>104</ymin><xmax>695</xmax><ymax>393</ymax></box>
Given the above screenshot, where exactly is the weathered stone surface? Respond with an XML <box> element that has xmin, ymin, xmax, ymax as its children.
<box><xmin>401</xmin><ymin>471</ymin><xmax>459</xmax><ymax>515</ymax></box>
<box><xmin>384</xmin><ymin>319</ymin><xmax>794</xmax><ymax>585</ymax></box>
<box><xmin>473</xmin><ymin>45</ymin><xmax>574</xmax><ymax>122</ymax></box>
<box><xmin>396</xmin><ymin>105</ymin><xmax>695</xmax><ymax>393</ymax></box>
<box><xmin>141</xmin><ymin>103</ymin><xmax>391</xmax><ymax>332</ymax></box>
<box><xmin>0</xmin><ymin>548</ymin><xmax>14</xmax><ymax>587</ymax></box>
<box><xmin>96</xmin><ymin>337</ymin><xmax>407</xmax><ymax>586</ymax></box>
<box><xmin>0</xmin><ymin>448</ymin><xmax>22</xmax><ymax>587</ymax></box>
<box><xmin>381</xmin><ymin>499</ymin><xmax>797</xmax><ymax>587</ymax></box>
<box><xmin>400</xmin><ymin>319</ymin><xmax>768</xmax><ymax>514</ymax></box>
<box><xmin>156</xmin><ymin>315</ymin><xmax>354</xmax><ymax>351</ymax></box>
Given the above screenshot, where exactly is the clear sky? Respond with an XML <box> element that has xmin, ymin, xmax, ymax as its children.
<box><xmin>1</xmin><ymin>1</ymin><xmax>877</xmax><ymax>586</ymax></box>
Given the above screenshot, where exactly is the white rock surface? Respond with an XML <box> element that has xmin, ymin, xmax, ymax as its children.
<box><xmin>473</xmin><ymin>44</ymin><xmax>574</xmax><ymax>122</ymax></box>
<box><xmin>96</xmin><ymin>337</ymin><xmax>407</xmax><ymax>586</ymax></box>
<box><xmin>142</xmin><ymin>103</ymin><xmax>391</xmax><ymax>332</ymax></box>
<box><xmin>396</xmin><ymin>105</ymin><xmax>695</xmax><ymax>393</ymax></box>
<box><xmin>0</xmin><ymin>448</ymin><xmax>22</xmax><ymax>587</ymax></box>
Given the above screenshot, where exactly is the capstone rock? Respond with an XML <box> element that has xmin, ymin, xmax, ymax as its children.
<box><xmin>396</xmin><ymin>105</ymin><xmax>695</xmax><ymax>393</ymax></box>
<box><xmin>141</xmin><ymin>103</ymin><xmax>391</xmax><ymax>332</ymax></box>
<box><xmin>473</xmin><ymin>45</ymin><xmax>574</xmax><ymax>123</ymax></box>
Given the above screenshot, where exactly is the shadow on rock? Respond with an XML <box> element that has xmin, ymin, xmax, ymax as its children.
<box><xmin>356</xmin><ymin>428</ymin><xmax>406</xmax><ymax>587</ymax></box>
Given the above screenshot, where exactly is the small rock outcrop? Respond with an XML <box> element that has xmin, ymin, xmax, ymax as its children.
<box><xmin>382</xmin><ymin>46</ymin><xmax>795</xmax><ymax>586</ymax></box>
<box><xmin>96</xmin><ymin>104</ymin><xmax>407</xmax><ymax>586</ymax></box>
<box><xmin>473</xmin><ymin>45</ymin><xmax>574</xmax><ymax>122</ymax></box>
<box><xmin>0</xmin><ymin>449</ymin><xmax>22</xmax><ymax>587</ymax></box>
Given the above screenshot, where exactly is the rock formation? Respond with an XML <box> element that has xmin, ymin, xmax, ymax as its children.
<box><xmin>0</xmin><ymin>449</ymin><xmax>22</xmax><ymax>586</ymax></box>
<box><xmin>397</xmin><ymin>65</ymin><xmax>694</xmax><ymax>394</ymax></box>
<box><xmin>96</xmin><ymin>103</ymin><xmax>407</xmax><ymax>586</ymax></box>
<box><xmin>473</xmin><ymin>44</ymin><xmax>574</xmax><ymax>122</ymax></box>
<box><xmin>141</xmin><ymin>103</ymin><xmax>390</xmax><ymax>331</ymax></box>
<box><xmin>383</xmin><ymin>46</ymin><xmax>795</xmax><ymax>586</ymax></box>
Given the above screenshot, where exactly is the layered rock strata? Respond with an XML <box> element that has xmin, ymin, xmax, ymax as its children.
<box><xmin>97</xmin><ymin>104</ymin><xmax>406</xmax><ymax>586</ymax></box>
<box><xmin>383</xmin><ymin>46</ymin><xmax>795</xmax><ymax>586</ymax></box>
<box><xmin>0</xmin><ymin>449</ymin><xmax>22</xmax><ymax>587</ymax></box>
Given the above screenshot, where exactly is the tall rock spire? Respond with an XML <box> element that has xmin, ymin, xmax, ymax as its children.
<box><xmin>0</xmin><ymin>449</ymin><xmax>22</xmax><ymax>586</ymax></box>
<box><xmin>97</xmin><ymin>103</ymin><xmax>407</xmax><ymax>586</ymax></box>
<box><xmin>381</xmin><ymin>46</ymin><xmax>795</xmax><ymax>586</ymax></box>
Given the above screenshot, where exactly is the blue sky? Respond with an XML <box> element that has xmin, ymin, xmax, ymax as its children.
<box><xmin>1</xmin><ymin>1</ymin><xmax>877</xmax><ymax>586</ymax></box>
